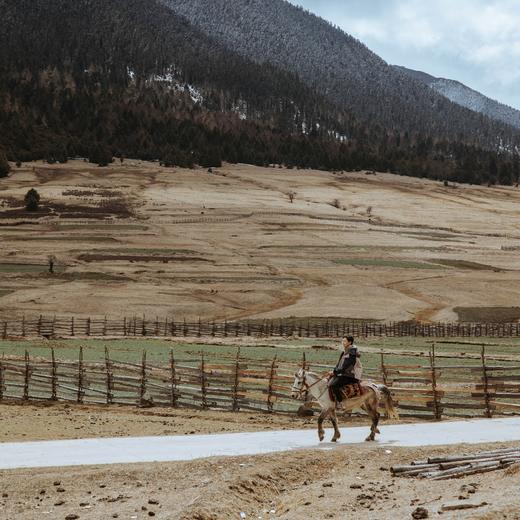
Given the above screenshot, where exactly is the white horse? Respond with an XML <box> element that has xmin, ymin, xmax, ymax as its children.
<box><xmin>291</xmin><ymin>368</ymin><xmax>399</xmax><ymax>442</ymax></box>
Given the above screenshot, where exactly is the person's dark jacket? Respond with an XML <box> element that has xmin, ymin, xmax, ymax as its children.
<box><xmin>333</xmin><ymin>348</ymin><xmax>358</xmax><ymax>377</ymax></box>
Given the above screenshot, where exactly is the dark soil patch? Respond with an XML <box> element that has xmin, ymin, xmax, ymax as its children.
<box><xmin>54</xmin><ymin>272</ymin><xmax>129</xmax><ymax>281</ymax></box>
<box><xmin>454</xmin><ymin>306</ymin><xmax>520</xmax><ymax>323</ymax></box>
<box><xmin>0</xmin><ymin>200</ymin><xmax>132</xmax><ymax>219</ymax></box>
<box><xmin>430</xmin><ymin>259</ymin><xmax>504</xmax><ymax>271</ymax></box>
<box><xmin>62</xmin><ymin>189</ymin><xmax>123</xmax><ymax>197</ymax></box>
<box><xmin>78</xmin><ymin>254</ymin><xmax>210</xmax><ymax>263</ymax></box>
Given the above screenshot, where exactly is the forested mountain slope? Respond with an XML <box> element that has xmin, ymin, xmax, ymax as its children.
<box><xmin>0</xmin><ymin>0</ymin><xmax>358</xmax><ymax>166</ymax></box>
<box><xmin>0</xmin><ymin>0</ymin><xmax>518</xmax><ymax>184</ymax></box>
<box><xmin>395</xmin><ymin>66</ymin><xmax>520</xmax><ymax>130</ymax></box>
<box><xmin>163</xmin><ymin>0</ymin><xmax>520</xmax><ymax>154</ymax></box>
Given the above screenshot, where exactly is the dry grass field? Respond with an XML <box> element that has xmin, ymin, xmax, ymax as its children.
<box><xmin>1</xmin><ymin>159</ymin><xmax>520</xmax><ymax>325</ymax></box>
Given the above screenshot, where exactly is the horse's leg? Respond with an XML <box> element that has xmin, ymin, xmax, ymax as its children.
<box><xmin>364</xmin><ymin>400</ymin><xmax>380</xmax><ymax>442</ymax></box>
<box><xmin>330</xmin><ymin>409</ymin><xmax>341</xmax><ymax>442</ymax></box>
<box><xmin>317</xmin><ymin>410</ymin><xmax>327</xmax><ymax>441</ymax></box>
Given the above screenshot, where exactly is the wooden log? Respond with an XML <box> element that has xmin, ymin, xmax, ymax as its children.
<box><xmin>430</xmin><ymin>461</ymin><xmax>508</xmax><ymax>480</ymax></box>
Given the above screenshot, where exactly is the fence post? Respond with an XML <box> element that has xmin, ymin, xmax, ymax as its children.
<box><xmin>37</xmin><ymin>314</ymin><xmax>42</xmax><ymax>336</ymax></box>
<box><xmin>139</xmin><ymin>350</ymin><xmax>147</xmax><ymax>404</ymax></box>
<box><xmin>103</xmin><ymin>316</ymin><xmax>107</xmax><ymax>336</ymax></box>
<box><xmin>105</xmin><ymin>347</ymin><xmax>113</xmax><ymax>404</ymax></box>
<box><xmin>266</xmin><ymin>356</ymin><xmax>277</xmax><ymax>413</ymax></box>
<box><xmin>1</xmin><ymin>322</ymin><xmax>6</xmax><ymax>340</ymax></box>
<box><xmin>86</xmin><ymin>317</ymin><xmax>91</xmax><ymax>336</ymax></box>
<box><xmin>200</xmin><ymin>352</ymin><xmax>207</xmax><ymax>409</ymax></box>
<box><xmin>142</xmin><ymin>315</ymin><xmax>147</xmax><ymax>336</ymax></box>
<box><xmin>169</xmin><ymin>349</ymin><xmax>178</xmax><ymax>407</ymax></box>
<box><xmin>23</xmin><ymin>350</ymin><xmax>30</xmax><ymax>400</ymax></box>
<box><xmin>481</xmin><ymin>346</ymin><xmax>492</xmax><ymax>418</ymax></box>
<box><xmin>123</xmin><ymin>317</ymin><xmax>127</xmax><ymax>336</ymax></box>
<box><xmin>51</xmin><ymin>348</ymin><xmax>57</xmax><ymax>401</ymax></box>
<box><xmin>155</xmin><ymin>316</ymin><xmax>159</xmax><ymax>336</ymax></box>
<box><xmin>380</xmin><ymin>351</ymin><xmax>388</xmax><ymax>386</ymax></box>
<box><xmin>232</xmin><ymin>348</ymin><xmax>241</xmax><ymax>412</ymax></box>
<box><xmin>429</xmin><ymin>344</ymin><xmax>442</xmax><ymax>421</ymax></box>
<box><xmin>70</xmin><ymin>317</ymin><xmax>75</xmax><ymax>336</ymax></box>
<box><xmin>77</xmin><ymin>346</ymin><xmax>84</xmax><ymax>403</ymax></box>
<box><xmin>22</xmin><ymin>315</ymin><xmax>26</xmax><ymax>337</ymax></box>
<box><xmin>301</xmin><ymin>352</ymin><xmax>308</xmax><ymax>401</ymax></box>
<box><xmin>0</xmin><ymin>359</ymin><xmax>4</xmax><ymax>400</ymax></box>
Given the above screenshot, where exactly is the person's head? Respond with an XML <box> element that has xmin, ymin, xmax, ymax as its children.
<box><xmin>342</xmin><ymin>336</ymin><xmax>354</xmax><ymax>349</ymax></box>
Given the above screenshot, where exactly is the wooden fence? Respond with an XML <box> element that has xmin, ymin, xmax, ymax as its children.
<box><xmin>2</xmin><ymin>315</ymin><xmax>520</xmax><ymax>339</ymax></box>
<box><xmin>1</xmin><ymin>346</ymin><xmax>519</xmax><ymax>419</ymax></box>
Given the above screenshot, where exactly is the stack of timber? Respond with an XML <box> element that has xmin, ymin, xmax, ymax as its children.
<box><xmin>391</xmin><ymin>447</ymin><xmax>520</xmax><ymax>480</ymax></box>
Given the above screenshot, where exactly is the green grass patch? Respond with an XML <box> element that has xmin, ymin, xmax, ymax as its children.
<box><xmin>333</xmin><ymin>258</ymin><xmax>442</xmax><ymax>269</ymax></box>
<box><xmin>1</xmin><ymin>337</ymin><xmax>518</xmax><ymax>373</ymax></box>
<box><xmin>6</xmin><ymin>236</ymin><xmax>119</xmax><ymax>243</ymax></box>
<box><xmin>0</xmin><ymin>263</ymin><xmax>64</xmax><ymax>273</ymax></box>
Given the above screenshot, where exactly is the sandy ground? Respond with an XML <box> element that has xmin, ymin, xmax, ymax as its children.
<box><xmin>0</xmin><ymin>401</ymin><xmax>318</xmax><ymax>442</ymax></box>
<box><xmin>1</xmin><ymin>402</ymin><xmax>520</xmax><ymax>519</ymax></box>
<box><xmin>1</xmin><ymin>160</ymin><xmax>520</xmax><ymax>323</ymax></box>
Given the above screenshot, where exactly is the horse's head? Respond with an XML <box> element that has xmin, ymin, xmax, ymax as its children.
<box><xmin>291</xmin><ymin>368</ymin><xmax>307</xmax><ymax>398</ymax></box>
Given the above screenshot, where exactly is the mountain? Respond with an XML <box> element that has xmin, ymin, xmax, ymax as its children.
<box><xmin>1</xmin><ymin>0</ymin><xmax>362</xmax><ymax>167</ymax></box>
<box><xmin>162</xmin><ymin>0</ymin><xmax>520</xmax><ymax>154</ymax></box>
<box><xmin>395</xmin><ymin>66</ymin><xmax>520</xmax><ymax>130</ymax></box>
<box><xmin>0</xmin><ymin>0</ymin><xmax>519</xmax><ymax>185</ymax></box>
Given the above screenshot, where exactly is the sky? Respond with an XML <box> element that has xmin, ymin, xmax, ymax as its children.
<box><xmin>289</xmin><ymin>0</ymin><xmax>520</xmax><ymax>110</ymax></box>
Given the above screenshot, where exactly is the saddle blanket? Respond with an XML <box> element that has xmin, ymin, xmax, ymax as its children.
<box><xmin>328</xmin><ymin>383</ymin><xmax>365</xmax><ymax>402</ymax></box>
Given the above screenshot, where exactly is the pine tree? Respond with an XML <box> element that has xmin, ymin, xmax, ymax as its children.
<box><xmin>88</xmin><ymin>144</ymin><xmax>113</xmax><ymax>167</ymax></box>
<box><xmin>0</xmin><ymin>152</ymin><xmax>10</xmax><ymax>178</ymax></box>
<box><xmin>24</xmin><ymin>188</ymin><xmax>41</xmax><ymax>211</ymax></box>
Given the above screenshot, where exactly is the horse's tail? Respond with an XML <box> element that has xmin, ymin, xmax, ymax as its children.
<box><xmin>379</xmin><ymin>385</ymin><xmax>399</xmax><ymax>420</ymax></box>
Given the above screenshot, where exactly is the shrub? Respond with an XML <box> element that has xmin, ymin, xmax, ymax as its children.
<box><xmin>24</xmin><ymin>188</ymin><xmax>40</xmax><ymax>211</ymax></box>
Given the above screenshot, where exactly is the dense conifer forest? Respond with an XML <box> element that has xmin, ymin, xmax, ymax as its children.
<box><xmin>0</xmin><ymin>0</ymin><xmax>519</xmax><ymax>184</ymax></box>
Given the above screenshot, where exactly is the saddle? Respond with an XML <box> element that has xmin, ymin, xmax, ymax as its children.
<box><xmin>328</xmin><ymin>382</ymin><xmax>365</xmax><ymax>402</ymax></box>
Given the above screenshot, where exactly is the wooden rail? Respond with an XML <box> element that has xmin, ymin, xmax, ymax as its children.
<box><xmin>1</xmin><ymin>346</ymin><xmax>519</xmax><ymax>419</ymax></box>
<box><xmin>2</xmin><ymin>315</ymin><xmax>520</xmax><ymax>339</ymax></box>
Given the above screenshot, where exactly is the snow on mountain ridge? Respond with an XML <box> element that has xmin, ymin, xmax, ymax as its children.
<box><xmin>395</xmin><ymin>66</ymin><xmax>520</xmax><ymax>130</ymax></box>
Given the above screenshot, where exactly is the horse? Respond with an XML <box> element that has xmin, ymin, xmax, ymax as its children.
<box><xmin>291</xmin><ymin>368</ymin><xmax>399</xmax><ymax>442</ymax></box>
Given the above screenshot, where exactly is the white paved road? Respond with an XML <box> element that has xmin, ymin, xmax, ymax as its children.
<box><xmin>0</xmin><ymin>417</ymin><xmax>519</xmax><ymax>470</ymax></box>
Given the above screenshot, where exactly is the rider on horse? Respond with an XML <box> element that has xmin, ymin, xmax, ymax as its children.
<box><xmin>329</xmin><ymin>336</ymin><xmax>362</xmax><ymax>403</ymax></box>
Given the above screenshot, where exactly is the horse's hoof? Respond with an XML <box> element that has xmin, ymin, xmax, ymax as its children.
<box><xmin>375</xmin><ymin>428</ymin><xmax>381</xmax><ymax>434</ymax></box>
<box><xmin>331</xmin><ymin>438</ymin><xmax>337</xmax><ymax>443</ymax></box>
<box><xmin>365</xmin><ymin>436</ymin><xmax>375</xmax><ymax>442</ymax></box>
<box><xmin>319</xmin><ymin>434</ymin><xmax>324</xmax><ymax>442</ymax></box>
